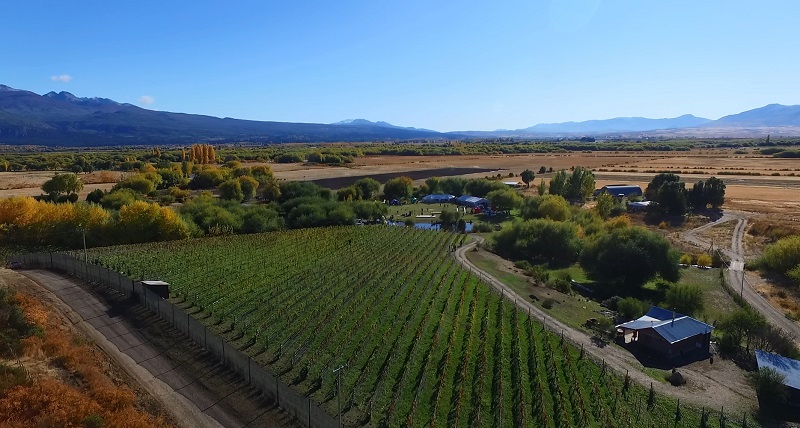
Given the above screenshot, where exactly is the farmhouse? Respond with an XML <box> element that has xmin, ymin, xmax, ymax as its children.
<box><xmin>755</xmin><ymin>349</ymin><xmax>800</xmax><ymax>409</ymax></box>
<box><xmin>421</xmin><ymin>194</ymin><xmax>455</xmax><ymax>204</ymax></box>
<box><xmin>615</xmin><ymin>306</ymin><xmax>713</xmax><ymax>361</ymax></box>
<box><xmin>594</xmin><ymin>184</ymin><xmax>643</xmax><ymax>198</ymax></box>
<box><xmin>455</xmin><ymin>195</ymin><xmax>490</xmax><ymax>208</ymax></box>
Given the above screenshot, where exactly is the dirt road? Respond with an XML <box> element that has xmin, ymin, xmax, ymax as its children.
<box><xmin>453</xmin><ymin>236</ymin><xmax>753</xmax><ymax>411</ymax></box>
<box><xmin>681</xmin><ymin>211</ymin><xmax>800</xmax><ymax>339</ymax></box>
<box><xmin>15</xmin><ymin>269</ymin><xmax>297</xmax><ymax>428</ymax></box>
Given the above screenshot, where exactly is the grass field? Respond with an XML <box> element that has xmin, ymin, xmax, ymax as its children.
<box><xmin>74</xmin><ymin>226</ymin><xmax>754</xmax><ymax>427</ymax></box>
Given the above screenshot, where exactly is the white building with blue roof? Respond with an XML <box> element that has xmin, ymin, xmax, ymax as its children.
<box><xmin>615</xmin><ymin>306</ymin><xmax>714</xmax><ymax>362</ymax></box>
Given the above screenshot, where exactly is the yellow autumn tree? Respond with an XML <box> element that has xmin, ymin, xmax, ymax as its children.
<box><xmin>0</xmin><ymin>197</ymin><xmax>110</xmax><ymax>247</ymax></box>
<box><xmin>114</xmin><ymin>201</ymin><xmax>191</xmax><ymax>244</ymax></box>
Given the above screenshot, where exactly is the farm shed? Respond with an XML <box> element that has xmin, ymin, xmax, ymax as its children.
<box><xmin>594</xmin><ymin>185</ymin><xmax>643</xmax><ymax>198</ymax></box>
<box><xmin>455</xmin><ymin>195</ymin><xmax>490</xmax><ymax>208</ymax></box>
<box><xmin>421</xmin><ymin>194</ymin><xmax>456</xmax><ymax>204</ymax></box>
<box><xmin>755</xmin><ymin>349</ymin><xmax>800</xmax><ymax>409</ymax></box>
<box><xmin>615</xmin><ymin>306</ymin><xmax>713</xmax><ymax>361</ymax></box>
<box><xmin>141</xmin><ymin>280</ymin><xmax>170</xmax><ymax>299</ymax></box>
<box><xmin>627</xmin><ymin>201</ymin><xmax>651</xmax><ymax>212</ymax></box>
<box><xmin>502</xmin><ymin>181</ymin><xmax>523</xmax><ymax>188</ymax></box>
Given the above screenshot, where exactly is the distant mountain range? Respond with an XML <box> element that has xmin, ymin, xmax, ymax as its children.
<box><xmin>519</xmin><ymin>114</ymin><xmax>712</xmax><ymax>134</ymax></box>
<box><xmin>0</xmin><ymin>85</ymin><xmax>446</xmax><ymax>146</ymax></box>
<box><xmin>1</xmin><ymin>83</ymin><xmax>800</xmax><ymax>146</ymax></box>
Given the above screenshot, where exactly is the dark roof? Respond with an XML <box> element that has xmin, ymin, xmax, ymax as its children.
<box><xmin>756</xmin><ymin>349</ymin><xmax>800</xmax><ymax>390</ymax></box>
<box><xmin>422</xmin><ymin>194</ymin><xmax>455</xmax><ymax>202</ymax></box>
<box><xmin>616</xmin><ymin>306</ymin><xmax>713</xmax><ymax>344</ymax></box>
<box><xmin>603</xmin><ymin>185</ymin><xmax>641</xmax><ymax>189</ymax></box>
<box><xmin>456</xmin><ymin>195</ymin><xmax>489</xmax><ymax>204</ymax></box>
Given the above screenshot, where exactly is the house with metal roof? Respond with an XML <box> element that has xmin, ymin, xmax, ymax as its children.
<box><xmin>755</xmin><ymin>349</ymin><xmax>800</xmax><ymax>409</ymax></box>
<box><xmin>421</xmin><ymin>194</ymin><xmax>456</xmax><ymax>204</ymax></box>
<box><xmin>594</xmin><ymin>184</ymin><xmax>643</xmax><ymax>198</ymax></box>
<box><xmin>455</xmin><ymin>195</ymin><xmax>490</xmax><ymax>208</ymax></box>
<box><xmin>615</xmin><ymin>306</ymin><xmax>713</xmax><ymax>361</ymax></box>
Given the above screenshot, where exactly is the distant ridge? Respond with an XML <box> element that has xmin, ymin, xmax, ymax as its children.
<box><xmin>520</xmin><ymin>114</ymin><xmax>712</xmax><ymax>134</ymax></box>
<box><xmin>0</xmin><ymin>85</ymin><xmax>448</xmax><ymax>146</ymax></box>
<box><xmin>710</xmin><ymin>104</ymin><xmax>800</xmax><ymax>127</ymax></box>
<box><xmin>2</xmin><ymin>83</ymin><xmax>800</xmax><ymax>145</ymax></box>
<box><xmin>332</xmin><ymin>118</ymin><xmax>436</xmax><ymax>133</ymax></box>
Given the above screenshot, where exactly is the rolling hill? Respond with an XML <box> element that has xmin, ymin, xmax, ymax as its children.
<box><xmin>0</xmin><ymin>85</ymin><xmax>447</xmax><ymax>146</ymax></box>
<box><xmin>2</xmin><ymin>83</ymin><xmax>800</xmax><ymax>145</ymax></box>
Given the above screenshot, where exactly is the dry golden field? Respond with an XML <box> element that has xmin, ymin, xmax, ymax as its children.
<box><xmin>1</xmin><ymin>149</ymin><xmax>798</xmax><ymax>221</ymax></box>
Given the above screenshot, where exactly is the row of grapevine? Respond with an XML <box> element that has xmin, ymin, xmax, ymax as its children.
<box><xmin>74</xmin><ymin>226</ymin><xmax>754</xmax><ymax>427</ymax></box>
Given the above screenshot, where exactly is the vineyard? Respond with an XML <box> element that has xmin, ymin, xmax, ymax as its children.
<box><xmin>73</xmin><ymin>226</ymin><xmax>751</xmax><ymax>427</ymax></box>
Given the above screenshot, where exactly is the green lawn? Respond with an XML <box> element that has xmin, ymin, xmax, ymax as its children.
<box><xmin>465</xmin><ymin>247</ymin><xmax>604</xmax><ymax>332</ymax></box>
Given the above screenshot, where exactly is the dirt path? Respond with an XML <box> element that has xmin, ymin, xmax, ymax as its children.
<box><xmin>13</xmin><ymin>269</ymin><xmax>298</xmax><ymax>428</ymax></box>
<box><xmin>681</xmin><ymin>211</ymin><xmax>800</xmax><ymax>340</ymax></box>
<box><xmin>453</xmin><ymin>236</ymin><xmax>754</xmax><ymax>411</ymax></box>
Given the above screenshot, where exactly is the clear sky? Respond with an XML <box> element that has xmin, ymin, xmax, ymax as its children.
<box><xmin>2</xmin><ymin>0</ymin><xmax>799</xmax><ymax>132</ymax></box>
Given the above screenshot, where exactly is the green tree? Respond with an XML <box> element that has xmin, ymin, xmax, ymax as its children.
<box><xmin>758</xmin><ymin>235</ymin><xmax>800</xmax><ymax>277</ymax></box>
<box><xmin>656</xmin><ymin>180</ymin><xmax>688</xmax><ymax>215</ymax></box>
<box><xmin>548</xmin><ymin>170</ymin><xmax>568</xmax><ymax>196</ymax></box>
<box><xmin>486</xmin><ymin>188</ymin><xmax>522</xmax><ymax>212</ymax></box>
<box><xmin>464</xmin><ymin>179</ymin><xmax>507</xmax><ymax>198</ymax></box>
<box><xmin>439</xmin><ymin>177</ymin><xmax>467</xmax><ymax>196</ymax></box>
<box><xmin>688</xmin><ymin>180</ymin><xmax>707</xmax><ymax>210</ymax></box>
<box><xmin>705</xmin><ymin>176</ymin><xmax>726</xmax><ymax>208</ymax></box>
<box><xmin>218</xmin><ymin>179</ymin><xmax>244</xmax><ymax>202</ymax></box>
<box><xmin>157</xmin><ymin>169</ymin><xmax>186</xmax><ymax>189</ymax></box>
<box><xmin>439</xmin><ymin>208</ymin><xmax>459</xmax><ymax>228</ymax></box>
<box><xmin>664</xmin><ymin>283</ymin><xmax>704</xmax><ymax>316</ymax></box>
<box><xmin>115</xmin><ymin>174</ymin><xmax>156</xmax><ymax>195</ymax></box>
<box><xmin>251</xmin><ymin>165</ymin><xmax>275</xmax><ymax>183</ymax></box>
<box><xmin>425</xmin><ymin>177</ymin><xmax>442</xmax><ymax>194</ymax></box>
<box><xmin>565</xmin><ymin>166</ymin><xmax>595</xmax><ymax>201</ymax></box>
<box><xmin>85</xmin><ymin>189</ymin><xmax>105</xmax><ymax>204</ymax></box>
<box><xmin>41</xmin><ymin>173</ymin><xmax>84</xmax><ymax>198</ymax></box>
<box><xmin>493</xmin><ymin>219</ymin><xmax>583</xmax><ymax>267</ymax></box>
<box><xmin>536</xmin><ymin>179</ymin><xmax>547</xmax><ymax>196</ymax></box>
<box><xmin>337</xmin><ymin>186</ymin><xmax>360</xmax><ymax>201</ymax></box>
<box><xmin>595</xmin><ymin>192</ymin><xmax>615</xmax><ymax>219</ymax></box>
<box><xmin>189</xmin><ymin>168</ymin><xmax>226</xmax><ymax>189</ymax></box>
<box><xmin>645</xmin><ymin>173</ymin><xmax>681</xmax><ymax>201</ymax></box>
<box><xmin>521</xmin><ymin>194</ymin><xmax>571</xmax><ymax>221</ymax></box>
<box><xmin>238</xmin><ymin>176</ymin><xmax>259</xmax><ymax>201</ymax></box>
<box><xmin>353</xmin><ymin>177</ymin><xmax>380</xmax><ymax>200</ymax></box>
<box><xmin>581</xmin><ymin>226</ymin><xmax>681</xmax><ymax>292</ymax></box>
<box><xmin>718</xmin><ymin>308</ymin><xmax>767</xmax><ymax>352</ymax></box>
<box><xmin>100</xmin><ymin>189</ymin><xmax>140</xmax><ymax>210</ymax></box>
<box><xmin>278</xmin><ymin>181</ymin><xmax>331</xmax><ymax>202</ymax></box>
<box><xmin>520</xmin><ymin>169</ymin><xmax>535</xmax><ymax>188</ymax></box>
<box><xmin>538</xmin><ymin>166</ymin><xmax>547</xmax><ymax>174</ymax></box>
<box><xmin>383</xmin><ymin>176</ymin><xmax>414</xmax><ymax>200</ymax></box>
<box><xmin>748</xmin><ymin>367</ymin><xmax>788</xmax><ymax>416</ymax></box>
<box><xmin>617</xmin><ymin>297</ymin><xmax>650</xmax><ymax>320</ymax></box>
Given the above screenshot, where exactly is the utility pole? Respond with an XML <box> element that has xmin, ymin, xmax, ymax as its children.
<box><xmin>82</xmin><ymin>229</ymin><xmax>88</xmax><ymax>263</ymax></box>
<box><xmin>740</xmin><ymin>270</ymin><xmax>745</xmax><ymax>298</ymax></box>
<box><xmin>333</xmin><ymin>364</ymin><xmax>347</xmax><ymax>428</ymax></box>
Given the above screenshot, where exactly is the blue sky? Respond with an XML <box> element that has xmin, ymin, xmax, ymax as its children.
<box><xmin>2</xmin><ymin>0</ymin><xmax>799</xmax><ymax>132</ymax></box>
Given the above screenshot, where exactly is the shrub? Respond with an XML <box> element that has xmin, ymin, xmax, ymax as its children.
<box><xmin>748</xmin><ymin>367</ymin><xmax>788</xmax><ymax>415</ymax></box>
<box><xmin>679</xmin><ymin>253</ymin><xmax>693</xmax><ymax>265</ymax></box>
<box><xmin>664</xmin><ymin>283</ymin><xmax>704</xmax><ymax>316</ymax></box>
<box><xmin>547</xmin><ymin>276</ymin><xmax>572</xmax><ymax>294</ymax></box>
<box><xmin>617</xmin><ymin>297</ymin><xmax>649</xmax><ymax>320</ymax></box>
<box><xmin>696</xmin><ymin>253</ymin><xmax>712</xmax><ymax>267</ymax></box>
<box><xmin>542</xmin><ymin>298</ymin><xmax>557</xmax><ymax>309</ymax></box>
<box><xmin>471</xmin><ymin>222</ymin><xmax>494</xmax><ymax>233</ymax></box>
